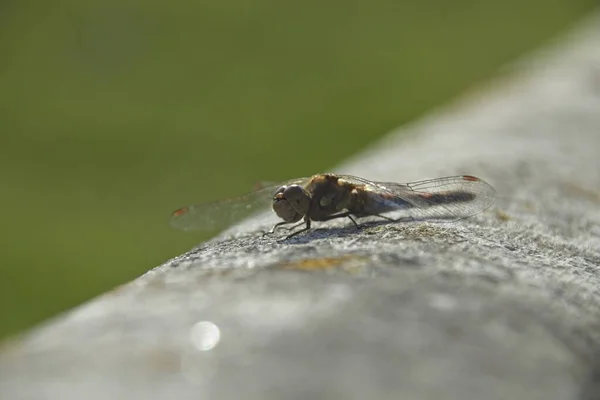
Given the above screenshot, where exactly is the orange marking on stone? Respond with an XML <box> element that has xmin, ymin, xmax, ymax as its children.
<box><xmin>172</xmin><ymin>207</ymin><xmax>188</xmax><ymax>217</ymax></box>
<box><xmin>278</xmin><ymin>255</ymin><xmax>366</xmax><ymax>271</ymax></box>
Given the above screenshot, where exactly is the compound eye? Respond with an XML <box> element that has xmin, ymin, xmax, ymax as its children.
<box><xmin>273</xmin><ymin>185</ymin><xmax>287</xmax><ymax>197</ymax></box>
<box><xmin>272</xmin><ymin>198</ymin><xmax>301</xmax><ymax>222</ymax></box>
<box><xmin>282</xmin><ymin>185</ymin><xmax>310</xmax><ymax>214</ymax></box>
<box><xmin>282</xmin><ymin>185</ymin><xmax>303</xmax><ymax>198</ymax></box>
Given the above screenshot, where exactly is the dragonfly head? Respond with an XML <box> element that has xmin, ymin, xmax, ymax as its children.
<box><xmin>272</xmin><ymin>184</ymin><xmax>310</xmax><ymax>222</ymax></box>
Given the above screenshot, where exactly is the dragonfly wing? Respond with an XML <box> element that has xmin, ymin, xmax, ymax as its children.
<box><xmin>170</xmin><ymin>177</ymin><xmax>309</xmax><ymax>232</ymax></box>
<box><xmin>383</xmin><ymin>175</ymin><xmax>496</xmax><ymax>222</ymax></box>
<box><xmin>338</xmin><ymin>174</ymin><xmax>496</xmax><ymax>222</ymax></box>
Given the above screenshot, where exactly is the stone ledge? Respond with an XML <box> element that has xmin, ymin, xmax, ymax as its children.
<box><xmin>2</xmin><ymin>11</ymin><xmax>600</xmax><ymax>400</ymax></box>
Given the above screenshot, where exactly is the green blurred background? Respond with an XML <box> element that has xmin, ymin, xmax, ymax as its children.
<box><xmin>0</xmin><ymin>0</ymin><xmax>596</xmax><ymax>340</ymax></box>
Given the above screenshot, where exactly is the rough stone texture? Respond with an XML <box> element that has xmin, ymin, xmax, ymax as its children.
<box><xmin>2</xmin><ymin>12</ymin><xmax>600</xmax><ymax>400</ymax></box>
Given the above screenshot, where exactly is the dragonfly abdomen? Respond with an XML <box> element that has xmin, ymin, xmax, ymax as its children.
<box><xmin>416</xmin><ymin>191</ymin><xmax>476</xmax><ymax>204</ymax></box>
<box><xmin>360</xmin><ymin>193</ymin><xmax>413</xmax><ymax>215</ymax></box>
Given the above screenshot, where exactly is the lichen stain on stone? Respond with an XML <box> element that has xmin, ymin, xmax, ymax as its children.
<box><xmin>145</xmin><ymin>277</ymin><xmax>168</xmax><ymax>290</ymax></box>
<box><xmin>522</xmin><ymin>200</ymin><xmax>537</xmax><ymax>212</ymax></box>
<box><xmin>388</xmin><ymin>224</ymin><xmax>458</xmax><ymax>241</ymax></box>
<box><xmin>561</xmin><ymin>181</ymin><xmax>600</xmax><ymax>204</ymax></box>
<box><xmin>276</xmin><ymin>255</ymin><xmax>367</xmax><ymax>273</ymax></box>
<box><xmin>143</xmin><ymin>348</ymin><xmax>183</xmax><ymax>373</ymax></box>
<box><xmin>495</xmin><ymin>209</ymin><xmax>512</xmax><ymax>222</ymax></box>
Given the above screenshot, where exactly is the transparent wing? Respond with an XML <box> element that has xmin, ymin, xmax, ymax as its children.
<box><xmin>338</xmin><ymin>174</ymin><xmax>496</xmax><ymax>222</ymax></box>
<box><xmin>170</xmin><ymin>177</ymin><xmax>310</xmax><ymax>232</ymax></box>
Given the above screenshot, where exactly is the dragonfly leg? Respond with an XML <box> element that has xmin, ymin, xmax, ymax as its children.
<box><xmin>358</xmin><ymin>213</ymin><xmax>414</xmax><ymax>224</ymax></box>
<box><xmin>280</xmin><ymin>221</ymin><xmax>306</xmax><ymax>231</ymax></box>
<box><xmin>285</xmin><ymin>219</ymin><xmax>311</xmax><ymax>239</ymax></box>
<box><xmin>391</xmin><ymin>216</ymin><xmax>415</xmax><ymax>223</ymax></box>
<box><xmin>368</xmin><ymin>213</ymin><xmax>397</xmax><ymax>222</ymax></box>
<box><xmin>320</xmin><ymin>211</ymin><xmax>352</xmax><ymax>221</ymax></box>
<box><xmin>263</xmin><ymin>221</ymin><xmax>295</xmax><ymax>236</ymax></box>
<box><xmin>347</xmin><ymin>215</ymin><xmax>359</xmax><ymax>229</ymax></box>
<box><xmin>320</xmin><ymin>211</ymin><xmax>360</xmax><ymax>229</ymax></box>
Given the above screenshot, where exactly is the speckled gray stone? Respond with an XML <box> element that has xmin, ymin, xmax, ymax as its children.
<box><xmin>2</xmin><ymin>12</ymin><xmax>600</xmax><ymax>400</ymax></box>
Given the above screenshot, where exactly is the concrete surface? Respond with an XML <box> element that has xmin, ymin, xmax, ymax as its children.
<box><xmin>2</xmin><ymin>11</ymin><xmax>600</xmax><ymax>400</ymax></box>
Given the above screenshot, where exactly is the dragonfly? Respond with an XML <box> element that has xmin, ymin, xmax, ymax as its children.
<box><xmin>170</xmin><ymin>173</ymin><xmax>496</xmax><ymax>239</ymax></box>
